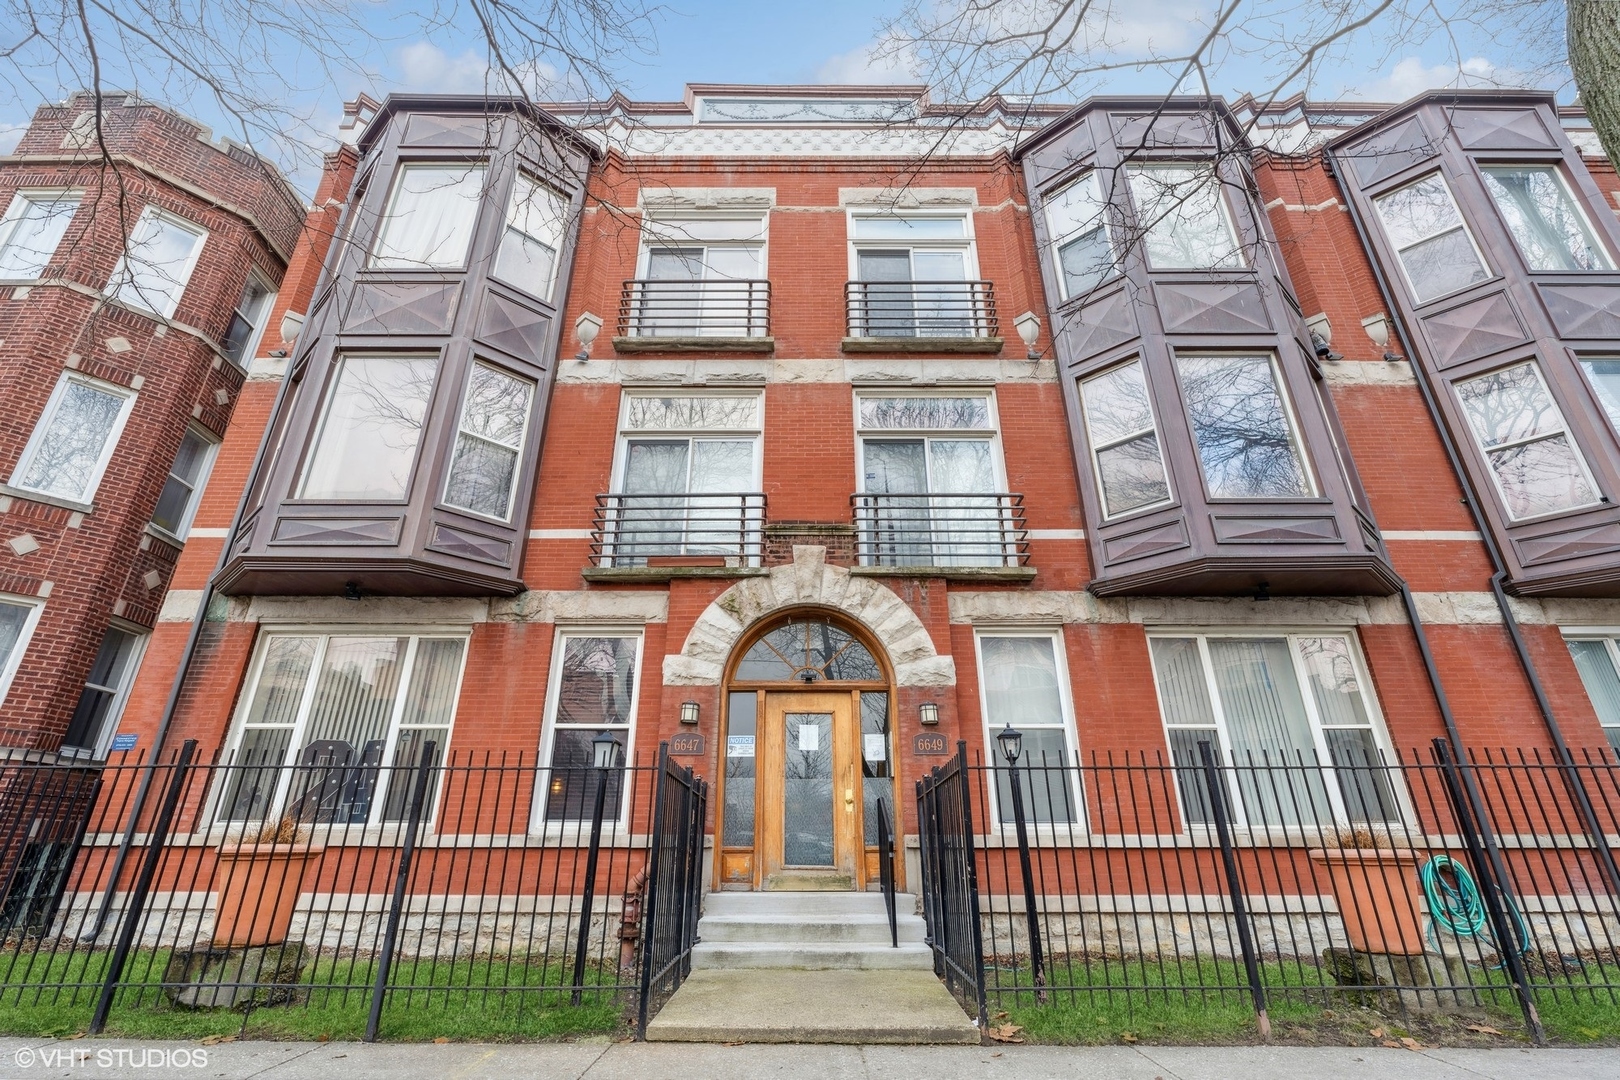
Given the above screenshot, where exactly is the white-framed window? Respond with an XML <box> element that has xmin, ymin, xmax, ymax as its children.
<box><xmin>11</xmin><ymin>371</ymin><xmax>137</xmax><ymax>504</ymax></box>
<box><xmin>633</xmin><ymin>212</ymin><xmax>769</xmax><ymax>337</ymax></box>
<box><xmin>1373</xmin><ymin>172</ymin><xmax>1490</xmax><ymax>303</ymax></box>
<box><xmin>535</xmin><ymin>630</ymin><xmax>642</xmax><ymax>829</ymax></box>
<box><xmin>974</xmin><ymin>629</ymin><xmax>1081</xmax><ymax>827</ymax></box>
<box><xmin>0</xmin><ymin>190</ymin><xmax>81</xmax><ymax>280</ymax></box>
<box><xmin>219</xmin><ymin>630</ymin><xmax>469</xmax><ymax>825</ymax></box>
<box><xmin>1125</xmin><ymin>165</ymin><xmax>1245</xmax><ymax>270</ymax></box>
<box><xmin>608</xmin><ymin>391</ymin><xmax>764</xmax><ymax>566</ymax></box>
<box><xmin>1578</xmin><ymin>356</ymin><xmax>1620</xmax><ymax>437</ymax></box>
<box><xmin>221</xmin><ymin>272</ymin><xmax>277</xmax><ymax>367</ymax></box>
<box><xmin>298</xmin><ymin>353</ymin><xmax>441</xmax><ymax>501</ymax></box>
<box><xmin>1563</xmin><ymin>634</ymin><xmax>1620</xmax><ymax>752</ymax></box>
<box><xmin>442</xmin><ymin>360</ymin><xmax>536</xmax><ymax>521</ymax></box>
<box><xmin>1079</xmin><ymin>359</ymin><xmax>1172</xmax><ymax>518</ymax></box>
<box><xmin>1481</xmin><ymin>165</ymin><xmax>1612</xmax><ymax>273</ymax></box>
<box><xmin>1147</xmin><ymin>632</ymin><xmax>1401</xmax><ymax>830</ymax></box>
<box><xmin>1044</xmin><ymin>172</ymin><xmax>1113</xmax><ymax>300</ymax></box>
<box><xmin>369</xmin><ymin>162</ymin><xmax>488</xmax><ymax>270</ymax></box>
<box><xmin>855</xmin><ymin>391</ymin><xmax>1013</xmax><ymax>567</ymax></box>
<box><xmin>105</xmin><ymin>206</ymin><xmax>208</xmax><ymax>318</ymax></box>
<box><xmin>494</xmin><ymin>172</ymin><xmax>570</xmax><ymax>300</ymax></box>
<box><xmin>1175</xmin><ymin>353</ymin><xmax>1314</xmax><ymax>499</ymax></box>
<box><xmin>149</xmin><ymin>426</ymin><xmax>220</xmax><ymax>540</ymax></box>
<box><xmin>848</xmin><ymin>208</ymin><xmax>982</xmax><ymax>337</ymax></box>
<box><xmin>60</xmin><ymin>624</ymin><xmax>147</xmax><ymax>759</ymax></box>
<box><xmin>1455</xmin><ymin>360</ymin><xmax>1600</xmax><ymax>520</ymax></box>
<box><xmin>0</xmin><ymin>595</ymin><xmax>46</xmax><ymax>712</ymax></box>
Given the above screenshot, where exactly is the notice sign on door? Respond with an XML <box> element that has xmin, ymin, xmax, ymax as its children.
<box><xmin>863</xmin><ymin>733</ymin><xmax>887</xmax><ymax>762</ymax></box>
<box><xmin>797</xmin><ymin>724</ymin><xmax>819</xmax><ymax>752</ymax></box>
<box><xmin>727</xmin><ymin>735</ymin><xmax>755</xmax><ymax>758</ymax></box>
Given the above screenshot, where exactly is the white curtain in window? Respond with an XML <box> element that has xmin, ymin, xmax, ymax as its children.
<box><xmin>300</xmin><ymin>354</ymin><xmax>439</xmax><ymax>500</ymax></box>
<box><xmin>371</xmin><ymin>165</ymin><xmax>486</xmax><ymax>269</ymax></box>
<box><xmin>1207</xmin><ymin>638</ymin><xmax>1332</xmax><ymax>826</ymax></box>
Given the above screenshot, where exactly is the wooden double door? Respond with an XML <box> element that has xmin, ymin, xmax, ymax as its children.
<box><xmin>724</xmin><ymin>690</ymin><xmax>884</xmax><ymax>891</ymax></box>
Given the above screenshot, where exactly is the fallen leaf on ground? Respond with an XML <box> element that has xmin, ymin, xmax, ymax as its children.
<box><xmin>1369</xmin><ymin>1027</ymin><xmax>1386</xmax><ymax>1038</ymax></box>
<box><xmin>1464</xmin><ymin>1024</ymin><xmax>1504</xmax><ymax>1035</ymax></box>
<box><xmin>1380</xmin><ymin>1040</ymin><xmax>1401</xmax><ymax>1049</ymax></box>
<box><xmin>198</xmin><ymin>1035</ymin><xmax>236</xmax><ymax>1046</ymax></box>
<box><xmin>986</xmin><ymin>1022</ymin><xmax>1025</xmax><ymax>1044</ymax></box>
<box><xmin>1399</xmin><ymin>1037</ymin><xmax>1422</xmax><ymax>1051</ymax></box>
<box><xmin>432</xmin><ymin>1037</ymin><xmax>449</xmax><ymax>1044</ymax></box>
<box><xmin>1120</xmin><ymin>1032</ymin><xmax>1139</xmax><ymax>1044</ymax></box>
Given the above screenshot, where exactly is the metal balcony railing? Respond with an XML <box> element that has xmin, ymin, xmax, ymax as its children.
<box><xmin>617</xmin><ymin>279</ymin><xmax>771</xmax><ymax>339</ymax></box>
<box><xmin>592</xmin><ymin>492</ymin><xmax>767</xmax><ymax>568</ymax></box>
<box><xmin>851</xmin><ymin>492</ymin><xmax>1029</xmax><ymax>568</ymax></box>
<box><xmin>845</xmin><ymin>280</ymin><xmax>999</xmax><ymax>339</ymax></box>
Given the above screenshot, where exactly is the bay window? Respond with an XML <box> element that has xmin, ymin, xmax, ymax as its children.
<box><xmin>976</xmin><ymin>631</ymin><xmax>1079</xmax><ymax>826</ymax></box>
<box><xmin>494</xmin><ymin>173</ymin><xmax>569</xmax><ymax>300</ymax></box>
<box><xmin>1044</xmin><ymin>172</ymin><xmax>1113</xmax><ymax>300</ymax></box>
<box><xmin>298</xmin><ymin>354</ymin><xmax>440</xmax><ymax>501</ymax></box>
<box><xmin>1455</xmin><ymin>361</ymin><xmax>1598</xmax><ymax>520</ymax></box>
<box><xmin>538</xmin><ymin>633</ymin><xmax>640</xmax><ymax>825</ymax></box>
<box><xmin>1564</xmin><ymin>636</ymin><xmax>1620</xmax><ymax>751</ymax></box>
<box><xmin>369</xmin><ymin>163</ymin><xmax>487</xmax><ymax>270</ymax></box>
<box><xmin>1079</xmin><ymin>359</ymin><xmax>1171</xmax><ymax>517</ymax></box>
<box><xmin>1373</xmin><ymin>173</ymin><xmax>1489</xmax><ymax>303</ymax></box>
<box><xmin>1176</xmin><ymin>354</ymin><xmax>1313</xmax><ymax>499</ymax></box>
<box><xmin>0</xmin><ymin>191</ymin><xmax>80</xmax><ymax>279</ymax></box>
<box><xmin>12</xmin><ymin>372</ymin><xmax>137</xmax><ymax>504</ymax></box>
<box><xmin>1482</xmin><ymin>165</ymin><xmax>1611</xmax><ymax>273</ymax></box>
<box><xmin>221</xmin><ymin>632</ymin><xmax>466</xmax><ymax>824</ymax></box>
<box><xmin>1149</xmin><ymin>633</ymin><xmax>1399</xmax><ymax>829</ymax></box>
<box><xmin>1125</xmin><ymin>165</ymin><xmax>1243</xmax><ymax>270</ymax></box>
<box><xmin>443</xmin><ymin>362</ymin><xmax>535</xmax><ymax>521</ymax></box>
<box><xmin>106</xmin><ymin>207</ymin><xmax>207</xmax><ymax>318</ymax></box>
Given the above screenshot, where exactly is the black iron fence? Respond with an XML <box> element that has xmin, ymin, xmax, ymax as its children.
<box><xmin>617</xmin><ymin>279</ymin><xmax>771</xmax><ymax>339</ymax></box>
<box><xmin>592</xmin><ymin>492</ymin><xmax>767</xmax><ymax>569</ymax></box>
<box><xmin>845</xmin><ymin>280</ymin><xmax>999</xmax><ymax>339</ymax></box>
<box><xmin>851</xmin><ymin>492</ymin><xmax>1029</xmax><ymax>569</ymax></box>
<box><xmin>635</xmin><ymin>745</ymin><xmax>708</xmax><ymax>1038</ymax></box>
<box><xmin>918</xmin><ymin>740</ymin><xmax>1620</xmax><ymax>1044</ymax></box>
<box><xmin>0</xmin><ymin>743</ymin><xmax>707</xmax><ymax>1039</ymax></box>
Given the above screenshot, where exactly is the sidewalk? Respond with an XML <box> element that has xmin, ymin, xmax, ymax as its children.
<box><xmin>1</xmin><ymin>1038</ymin><xmax>1613</xmax><ymax>1080</ymax></box>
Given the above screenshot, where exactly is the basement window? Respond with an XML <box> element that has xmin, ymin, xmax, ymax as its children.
<box><xmin>1564</xmin><ymin>636</ymin><xmax>1620</xmax><ymax>752</ymax></box>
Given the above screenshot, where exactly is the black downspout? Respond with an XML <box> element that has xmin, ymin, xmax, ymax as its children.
<box><xmin>1328</xmin><ymin>147</ymin><xmax>1620</xmax><ymax>900</ymax></box>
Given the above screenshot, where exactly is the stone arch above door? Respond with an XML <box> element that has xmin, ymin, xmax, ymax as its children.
<box><xmin>662</xmin><ymin>546</ymin><xmax>955</xmax><ymax>687</ymax></box>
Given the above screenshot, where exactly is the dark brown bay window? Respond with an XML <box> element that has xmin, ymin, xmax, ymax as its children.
<box><xmin>1020</xmin><ymin>99</ymin><xmax>1396</xmax><ymax>596</ymax></box>
<box><xmin>216</xmin><ymin>98</ymin><xmax>595</xmax><ymax>597</ymax></box>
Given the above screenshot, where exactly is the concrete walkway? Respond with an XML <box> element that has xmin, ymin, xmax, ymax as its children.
<box><xmin>0</xmin><ymin>1038</ymin><xmax>1613</xmax><ymax>1079</ymax></box>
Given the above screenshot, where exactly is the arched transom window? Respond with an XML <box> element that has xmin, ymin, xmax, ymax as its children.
<box><xmin>734</xmin><ymin>618</ymin><xmax>881</xmax><ymax>682</ymax></box>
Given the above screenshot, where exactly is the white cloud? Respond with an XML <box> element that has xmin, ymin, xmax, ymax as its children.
<box><xmin>817</xmin><ymin>36</ymin><xmax>918</xmax><ymax>85</ymax></box>
<box><xmin>395</xmin><ymin>41</ymin><xmax>494</xmax><ymax>95</ymax></box>
<box><xmin>1349</xmin><ymin>56</ymin><xmax>1506</xmax><ymax>103</ymax></box>
<box><xmin>0</xmin><ymin>121</ymin><xmax>26</xmax><ymax>155</ymax></box>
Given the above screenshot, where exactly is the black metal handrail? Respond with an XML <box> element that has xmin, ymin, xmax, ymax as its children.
<box><xmin>845</xmin><ymin>280</ymin><xmax>999</xmax><ymax>339</ymax></box>
<box><xmin>915</xmin><ymin>742</ymin><xmax>988</xmax><ymax>1028</ymax></box>
<box><xmin>876</xmin><ymin>795</ymin><xmax>898</xmax><ymax>948</ymax></box>
<box><xmin>593</xmin><ymin>492</ymin><xmax>767</xmax><ymax>568</ymax></box>
<box><xmin>618</xmin><ymin>279</ymin><xmax>771</xmax><ymax>338</ymax></box>
<box><xmin>635</xmin><ymin>743</ymin><xmax>709</xmax><ymax>1038</ymax></box>
<box><xmin>851</xmin><ymin>492</ymin><xmax>1029</xmax><ymax>568</ymax></box>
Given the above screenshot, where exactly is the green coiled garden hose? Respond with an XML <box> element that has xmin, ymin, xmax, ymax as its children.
<box><xmin>1419</xmin><ymin>854</ymin><xmax>1530</xmax><ymax>963</ymax></box>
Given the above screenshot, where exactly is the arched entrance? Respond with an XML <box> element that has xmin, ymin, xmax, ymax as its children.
<box><xmin>717</xmin><ymin>610</ymin><xmax>897</xmax><ymax>891</ymax></box>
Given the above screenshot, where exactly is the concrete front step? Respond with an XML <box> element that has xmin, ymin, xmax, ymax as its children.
<box><xmin>700</xmin><ymin>912</ymin><xmax>927</xmax><ymax>945</ymax></box>
<box><xmin>691</xmin><ymin>941</ymin><xmax>935</xmax><ymax>970</ymax></box>
<box><xmin>704</xmin><ymin>891</ymin><xmax>913</xmax><ymax>917</ymax></box>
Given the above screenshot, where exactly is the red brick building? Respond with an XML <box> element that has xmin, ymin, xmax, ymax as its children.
<box><xmin>0</xmin><ymin>93</ymin><xmax>304</xmax><ymax>758</ymax></box>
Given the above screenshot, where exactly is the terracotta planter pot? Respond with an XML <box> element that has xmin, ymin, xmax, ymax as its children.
<box><xmin>212</xmin><ymin>843</ymin><xmax>323</xmax><ymax>947</ymax></box>
<box><xmin>1308</xmin><ymin>847</ymin><xmax>1426</xmax><ymax>955</ymax></box>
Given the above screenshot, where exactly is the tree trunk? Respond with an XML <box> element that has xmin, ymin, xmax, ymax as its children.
<box><xmin>1569</xmin><ymin>1</ymin><xmax>1620</xmax><ymax>164</ymax></box>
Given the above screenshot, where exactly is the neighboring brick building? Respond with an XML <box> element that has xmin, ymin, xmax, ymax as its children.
<box><xmin>109</xmin><ymin>85</ymin><xmax>1620</xmax><ymax>895</ymax></box>
<box><xmin>0</xmin><ymin>93</ymin><xmax>304</xmax><ymax>756</ymax></box>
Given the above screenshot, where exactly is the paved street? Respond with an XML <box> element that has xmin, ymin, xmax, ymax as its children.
<box><xmin>0</xmin><ymin>1038</ymin><xmax>1614</xmax><ymax>1080</ymax></box>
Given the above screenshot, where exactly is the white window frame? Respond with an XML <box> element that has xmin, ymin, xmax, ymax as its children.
<box><xmin>1044</xmin><ymin>171</ymin><xmax>1115</xmax><ymax>302</ymax></box>
<box><xmin>972</xmin><ymin>627</ymin><xmax>1084</xmax><ymax>833</ymax></box>
<box><xmin>635</xmin><ymin>211</ymin><xmax>770</xmax><ymax>280</ymax></box>
<box><xmin>149</xmin><ymin>424</ymin><xmax>221</xmax><ymax>542</ymax></box>
<box><xmin>494</xmin><ymin>172</ymin><xmax>572</xmax><ymax>301</ymax></box>
<box><xmin>221</xmin><ymin>269</ymin><xmax>278</xmax><ymax>368</ymax></box>
<box><xmin>0</xmin><ymin>594</ymin><xmax>46</xmax><ymax>712</ymax></box>
<box><xmin>1174</xmin><ymin>351</ymin><xmax>1318</xmax><ymax>501</ymax></box>
<box><xmin>1078</xmin><ymin>358</ymin><xmax>1174</xmax><ymax>520</ymax></box>
<box><xmin>217</xmin><ymin>627</ymin><xmax>471</xmax><ymax>830</ymax></box>
<box><xmin>60</xmin><ymin>621</ymin><xmax>148</xmax><ymax>760</ymax></box>
<box><xmin>1456</xmin><ymin>359</ymin><xmax>1602</xmax><ymax>522</ymax></box>
<box><xmin>1479</xmin><ymin>163</ymin><xmax>1615</xmax><ymax>273</ymax></box>
<box><xmin>1559</xmin><ymin>628</ymin><xmax>1620</xmax><ymax>749</ymax></box>
<box><xmin>532</xmin><ymin>627</ymin><xmax>645</xmax><ymax>836</ymax></box>
<box><xmin>104</xmin><ymin>205</ymin><xmax>209</xmax><ymax>319</ymax></box>
<box><xmin>1373</xmin><ymin>171</ymin><xmax>1492</xmax><ymax>305</ymax></box>
<box><xmin>367</xmin><ymin>161</ymin><xmax>489</xmax><ymax>272</ymax></box>
<box><xmin>845</xmin><ymin>206</ymin><xmax>980</xmax><ymax>281</ymax></box>
<box><xmin>852</xmin><ymin>388</ymin><xmax>1007</xmax><ymax>493</ymax></box>
<box><xmin>1144</xmin><ymin>629</ymin><xmax>1407</xmax><ymax>834</ymax></box>
<box><xmin>0</xmin><ymin>188</ymin><xmax>82</xmax><ymax>281</ymax></box>
<box><xmin>1123</xmin><ymin>163</ymin><xmax>1246</xmax><ymax>271</ymax></box>
<box><xmin>10</xmin><ymin>371</ymin><xmax>138</xmax><ymax>506</ymax></box>
<box><xmin>440</xmin><ymin>360</ymin><xmax>537</xmax><ymax>524</ymax></box>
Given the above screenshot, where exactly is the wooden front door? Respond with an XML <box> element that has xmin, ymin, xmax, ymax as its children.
<box><xmin>757</xmin><ymin>691</ymin><xmax>863</xmax><ymax>890</ymax></box>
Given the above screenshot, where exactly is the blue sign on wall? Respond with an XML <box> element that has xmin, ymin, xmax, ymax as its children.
<box><xmin>110</xmin><ymin>733</ymin><xmax>138</xmax><ymax>751</ymax></box>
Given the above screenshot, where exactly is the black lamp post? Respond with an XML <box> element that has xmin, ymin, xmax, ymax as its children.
<box><xmin>998</xmin><ymin>723</ymin><xmax>1046</xmax><ymax>998</ymax></box>
<box><xmin>571</xmin><ymin>729</ymin><xmax>622</xmax><ymax>1003</ymax></box>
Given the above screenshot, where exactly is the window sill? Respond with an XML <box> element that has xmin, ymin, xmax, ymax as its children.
<box><xmin>612</xmin><ymin>335</ymin><xmax>775</xmax><ymax>355</ymax></box>
<box><xmin>0</xmin><ymin>483</ymin><xmax>94</xmax><ymax>515</ymax></box>
<box><xmin>144</xmin><ymin>523</ymin><xmax>186</xmax><ymax>551</ymax></box>
<box><xmin>582</xmin><ymin>565</ymin><xmax>769</xmax><ymax>583</ymax></box>
<box><xmin>850</xmin><ymin>564</ymin><xmax>1035</xmax><ymax>582</ymax></box>
<box><xmin>842</xmin><ymin>336</ymin><xmax>1004</xmax><ymax>355</ymax></box>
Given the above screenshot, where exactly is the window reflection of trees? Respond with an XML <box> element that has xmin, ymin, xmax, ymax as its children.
<box><xmin>1176</xmin><ymin>356</ymin><xmax>1309</xmax><ymax>499</ymax></box>
<box><xmin>734</xmin><ymin>619</ymin><xmax>881</xmax><ymax>682</ymax></box>
<box><xmin>1457</xmin><ymin>363</ymin><xmax>1597</xmax><ymax>519</ymax></box>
